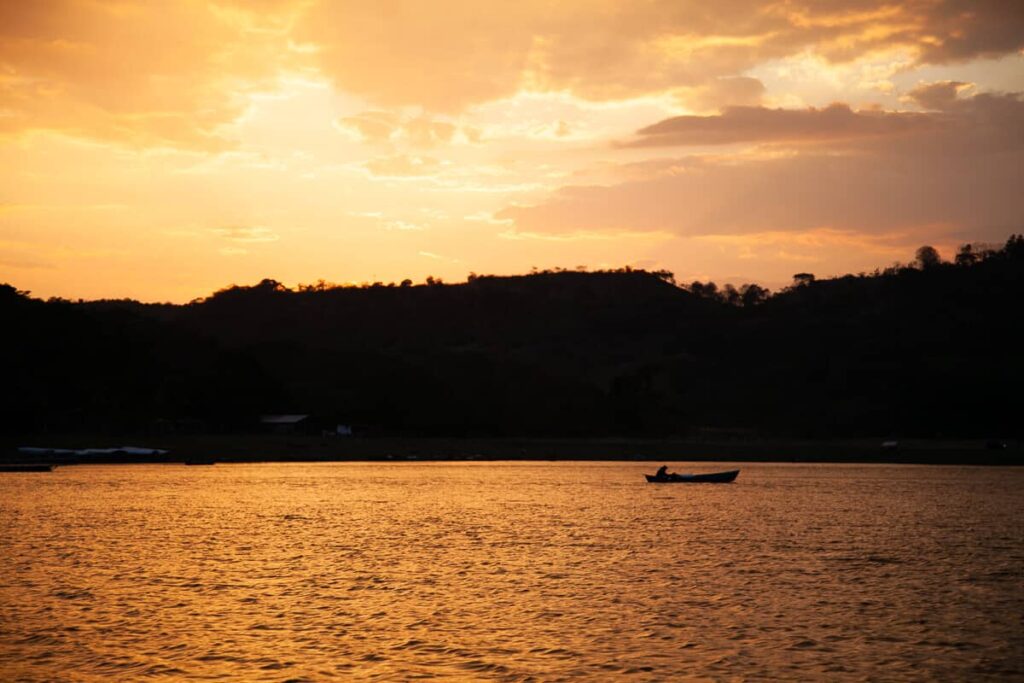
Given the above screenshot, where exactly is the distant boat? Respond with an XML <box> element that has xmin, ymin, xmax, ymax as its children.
<box><xmin>645</xmin><ymin>469</ymin><xmax>739</xmax><ymax>483</ymax></box>
<box><xmin>0</xmin><ymin>464</ymin><xmax>54</xmax><ymax>472</ymax></box>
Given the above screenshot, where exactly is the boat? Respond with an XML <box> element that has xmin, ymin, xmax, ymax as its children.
<box><xmin>0</xmin><ymin>464</ymin><xmax>54</xmax><ymax>472</ymax></box>
<box><xmin>645</xmin><ymin>469</ymin><xmax>739</xmax><ymax>483</ymax></box>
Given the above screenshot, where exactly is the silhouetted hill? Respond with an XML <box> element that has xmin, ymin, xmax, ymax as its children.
<box><xmin>2</xmin><ymin>236</ymin><xmax>1021</xmax><ymax>438</ymax></box>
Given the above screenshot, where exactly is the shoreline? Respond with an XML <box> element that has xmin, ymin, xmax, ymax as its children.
<box><xmin>2</xmin><ymin>434</ymin><xmax>1020</xmax><ymax>466</ymax></box>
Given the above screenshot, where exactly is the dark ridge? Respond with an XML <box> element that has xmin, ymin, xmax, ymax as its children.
<box><xmin>1</xmin><ymin>236</ymin><xmax>1021</xmax><ymax>440</ymax></box>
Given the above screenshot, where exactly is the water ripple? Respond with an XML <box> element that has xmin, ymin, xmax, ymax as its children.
<box><xmin>0</xmin><ymin>462</ymin><xmax>1022</xmax><ymax>681</ymax></box>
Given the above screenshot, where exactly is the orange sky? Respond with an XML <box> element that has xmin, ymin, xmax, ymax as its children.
<box><xmin>2</xmin><ymin>1</ymin><xmax>1023</xmax><ymax>301</ymax></box>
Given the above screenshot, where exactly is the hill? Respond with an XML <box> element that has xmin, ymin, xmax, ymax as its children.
<box><xmin>2</xmin><ymin>236</ymin><xmax>1021</xmax><ymax>439</ymax></box>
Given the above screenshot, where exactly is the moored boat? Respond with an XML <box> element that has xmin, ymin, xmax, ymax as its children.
<box><xmin>0</xmin><ymin>464</ymin><xmax>54</xmax><ymax>472</ymax></box>
<box><xmin>645</xmin><ymin>469</ymin><xmax>739</xmax><ymax>483</ymax></box>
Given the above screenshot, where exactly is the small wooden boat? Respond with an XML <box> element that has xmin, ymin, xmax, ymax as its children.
<box><xmin>645</xmin><ymin>469</ymin><xmax>738</xmax><ymax>483</ymax></box>
<box><xmin>0</xmin><ymin>464</ymin><xmax>54</xmax><ymax>472</ymax></box>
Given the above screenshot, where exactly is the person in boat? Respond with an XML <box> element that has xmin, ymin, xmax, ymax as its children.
<box><xmin>655</xmin><ymin>465</ymin><xmax>669</xmax><ymax>480</ymax></box>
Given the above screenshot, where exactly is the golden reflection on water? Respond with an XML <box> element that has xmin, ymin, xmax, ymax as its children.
<box><xmin>1</xmin><ymin>462</ymin><xmax>1022</xmax><ymax>681</ymax></box>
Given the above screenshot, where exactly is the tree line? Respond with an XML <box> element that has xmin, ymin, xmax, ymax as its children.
<box><xmin>1</xmin><ymin>235</ymin><xmax>1021</xmax><ymax>439</ymax></box>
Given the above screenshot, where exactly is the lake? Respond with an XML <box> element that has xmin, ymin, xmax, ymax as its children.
<box><xmin>1</xmin><ymin>462</ymin><xmax>1021</xmax><ymax>681</ymax></box>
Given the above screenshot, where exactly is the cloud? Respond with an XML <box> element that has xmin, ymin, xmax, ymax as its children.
<box><xmin>298</xmin><ymin>1</ymin><xmax>1024</xmax><ymax>110</ymax></box>
<box><xmin>403</xmin><ymin>117</ymin><xmax>458</xmax><ymax>146</ymax></box>
<box><xmin>0</xmin><ymin>1</ymin><xmax>297</xmax><ymax>148</ymax></box>
<box><xmin>335</xmin><ymin>111</ymin><xmax>401</xmax><ymax>143</ymax></box>
<box><xmin>336</xmin><ymin>111</ymin><xmax>465</xmax><ymax>149</ymax></box>
<box><xmin>3</xmin><ymin>1</ymin><xmax>1022</xmax><ymax>147</ymax></box>
<box><xmin>0</xmin><ymin>255</ymin><xmax>53</xmax><ymax>270</ymax></box>
<box><xmin>212</xmin><ymin>226</ymin><xmax>280</xmax><ymax>243</ymax></box>
<box><xmin>675</xmin><ymin>77</ymin><xmax>766</xmax><ymax>113</ymax></box>
<box><xmin>500</xmin><ymin>91</ymin><xmax>1024</xmax><ymax>240</ymax></box>
<box><xmin>364</xmin><ymin>154</ymin><xmax>442</xmax><ymax>177</ymax></box>
<box><xmin>910</xmin><ymin>1</ymin><xmax>1024</xmax><ymax>63</ymax></box>
<box><xmin>384</xmin><ymin>220</ymin><xmax>425</xmax><ymax>231</ymax></box>
<box><xmin>626</xmin><ymin>103</ymin><xmax>937</xmax><ymax>147</ymax></box>
<box><xmin>907</xmin><ymin>80</ymin><xmax>973</xmax><ymax>110</ymax></box>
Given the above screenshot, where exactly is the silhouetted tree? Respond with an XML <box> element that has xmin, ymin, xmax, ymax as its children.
<box><xmin>955</xmin><ymin>244</ymin><xmax>977</xmax><ymax>267</ymax></box>
<box><xmin>257</xmin><ymin>278</ymin><xmax>287</xmax><ymax>291</ymax></box>
<box><xmin>1005</xmin><ymin>234</ymin><xmax>1024</xmax><ymax>259</ymax></box>
<box><xmin>915</xmin><ymin>245</ymin><xmax>942</xmax><ymax>269</ymax></box>
<box><xmin>689</xmin><ymin>281</ymin><xmax>718</xmax><ymax>299</ymax></box>
<box><xmin>0</xmin><ymin>283</ymin><xmax>29</xmax><ymax>301</ymax></box>
<box><xmin>792</xmin><ymin>273</ymin><xmax>815</xmax><ymax>287</ymax></box>
<box><xmin>739</xmin><ymin>283</ymin><xmax>769</xmax><ymax>307</ymax></box>
<box><xmin>722</xmin><ymin>284</ymin><xmax>741</xmax><ymax>306</ymax></box>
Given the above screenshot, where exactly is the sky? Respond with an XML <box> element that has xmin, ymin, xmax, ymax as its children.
<box><xmin>1</xmin><ymin>1</ymin><xmax>1023</xmax><ymax>302</ymax></box>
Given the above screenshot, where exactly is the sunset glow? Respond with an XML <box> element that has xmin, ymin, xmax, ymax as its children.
<box><xmin>2</xmin><ymin>1</ymin><xmax>1023</xmax><ymax>301</ymax></box>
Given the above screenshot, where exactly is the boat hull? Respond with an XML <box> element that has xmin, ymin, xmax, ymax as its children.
<box><xmin>645</xmin><ymin>469</ymin><xmax>738</xmax><ymax>483</ymax></box>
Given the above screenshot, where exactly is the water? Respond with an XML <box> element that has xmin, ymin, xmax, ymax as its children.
<box><xmin>1</xmin><ymin>462</ymin><xmax>1022</xmax><ymax>681</ymax></box>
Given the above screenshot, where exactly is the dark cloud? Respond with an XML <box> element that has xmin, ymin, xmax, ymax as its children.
<box><xmin>626</xmin><ymin>104</ymin><xmax>937</xmax><ymax>147</ymax></box>
<box><xmin>501</xmin><ymin>91</ymin><xmax>1024</xmax><ymax>239</ymax></box>
<box><xmin>912</xmin><ymin>0</ymin><xmax>1024</xmax><ymax>63</ymax></box>
<box><xmin>908</xmin><ymin>81</ymin><xmax>970</xmax><ymax>110</ymax></box>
